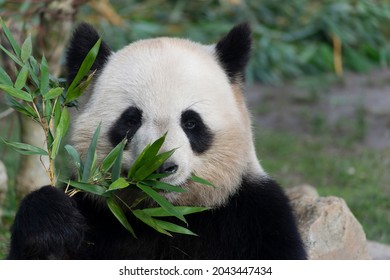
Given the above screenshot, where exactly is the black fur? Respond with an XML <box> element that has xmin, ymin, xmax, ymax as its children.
<box><xmin>109</xmin><ymin>106</ymin><xmax>143</xmax><ymax>148</ymax></box>
<box><xmin>181</xmin><ymin>110</ymin><xmax>214</xmax><ymax>154</ymax></box>
<box><xmin>66</xmin><ymin>23</ymin><xmax>112</xmax><ymax>84</ymax></box>
<box><xmin>8</xmin><ymin>178</ymin><xmax>307</xmax><ymax>259</ymax></box>
<box><xmin>7</xmin><ymin>186</ymin><xmax>87</xmax><ymax>259</ymax></box>
<box><xmin>215</xmin><ymin>23</ymin><xmax>252</xmax><ymax>83</ymax></box>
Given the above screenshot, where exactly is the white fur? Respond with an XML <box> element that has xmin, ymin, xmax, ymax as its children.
<box><xmin>71</xmin><ymin>37</ymin><xmax>266</xmax><ymax>207</ymax></box>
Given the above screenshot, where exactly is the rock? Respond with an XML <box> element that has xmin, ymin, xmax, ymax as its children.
<box><xmin>367</xmin><ymin>240</ymin><xmax>390</xmax><ymax>260</ymax></box>
<box><xmin>286</xmin><ymin>185</ymin><xmax>371</xmax><ymax>259</ymax></box>
<box><xmin>0</xmin><ymin>160</ymin><xmax>8</xmax><ymax>225</ymax></box>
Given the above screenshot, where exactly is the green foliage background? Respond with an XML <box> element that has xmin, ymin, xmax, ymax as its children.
<box><xmin>80</xmin><ymin>0</ymin><xmax>390</xmax><ymax>84</ymax></box>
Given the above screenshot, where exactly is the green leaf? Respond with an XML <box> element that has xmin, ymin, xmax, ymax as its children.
<box><xmin>82</xmin><ymin>123</ymin><xmax>101</xmax><ymax>182</ymax></box>
<box><xmin>65</xmin><ymin>71</ymin><xmax>95</xmax><ymax>104</ymax></box>
<box><xmin>145</xmin><ymin>172</ymin><xmax>172</xmax><ymax>180</ymax></box>
<box><xmin>64</xmin><ymin>145</ymin><xmax>83</xmax><ymax>180</ymax></box>
<box><xmin>133</xmin><ymin>149</ymin><xmax>175</xmax><ymax>181</ymax></box>
<box><xmin>100</xmin><ymin>139</ymin><xmax>127</xmax><ymax>173</ymax></box>
<box><xmin>107</xmin><ymin>178</ymin><xmax>129</xmax><ymax>191</ymax></box>
<box><xmin>0</xmin><ymin>18</ymin><xmax>21</xmax><ymax>56</ymax></box>
<box><xmin>20</xmin><ymin>35</ymin><xmax>32</xmax><ymax>63</ymax></box>
<box><xmin>107</xmin><ymin>197</ymin><xmax>136</xmax><ymax>238</ymax></box>
<box><xmin>132</xmin><ymin>209</ymin><xmax>170</xmax><ymax>236</ymax></box>
<box><xmin>190</xmin><ymin>174</ymin><xmax>216</xmax><ymax>188</ymax></box>
<box><xmin>14</xmin><ymin>64</ymin><xmax>29</xmax><ymax>90</ymax></box>
<box><xmin>64</xmin><ymin>180</ymin><xmax>107</xmax><ymax>196</ymax></box>
<box><xmin>44</xmin><ymin>99</ymin><xmax>52</xmax><ymax>124</ymax></box>
<box><xmin>127</xmin><ymin>134</ymin><xmax>167</xmax><ymax>178</ymax></box>
<box><xmin>136</xmin><ymin>182</ymin><xmax>186</xmax><ymax>223</ymax></box>
<box><xmin>53</xmin><ymin>99</ymin><xmax>61</xmax><ymax>127</ymax></box>
<box><xmin>0</xmin><ymin>66</ymin><xmax>13</xmax><ymax>86</ymax></box>
<box><xmin>111</xmin><ymin>138</ymin><xmax>125</xmax><ymax>182</ymax></box>
<box><xmin>0</xmin><ymin>44</ymin><xmax>23</xmax><ymax>67</ymax></box>
<box><xmin>0</xmin><ymin>85</ymin><xmax>32</xmax><ymax>102</ymax></box>
<box><xmin>5</xmin><ymin>96</ymin><xmax>37</xmax><ymax>118</ymax></box>
<box><xmin>2</xmin><ymin>139</ymin><xmax>48</xmax><ymax>156</ymax></box>
<box><xmin>127</xmin><ymin>143</ymin><xmax>151</xmax><ymax>179</ymax></box>
<box><xmin>65</xmin><ymin>38</ymin><xmax>102</xmax><ymax>104</ymax></box>
<box><xmin>154</xmin><ymin>219</ymin><xmax>197</xmax><ymax>236</ymax></box>
<box><xmin>40</xmin><ymin>56</ymin><xmax>49</xmax><ymax>95</ymax></box>
<box><xmin>141</xmin><ymin>206</ymin><xmax>209</xmax><ymax>217</ymax></box>
<box><xmin>51</xmin><ymin>107</ymin><xmax>70</xmax><ymax>159</ymax></box>
<box><xmin>28</xmin><ymin>56</ymin><xmax>39</xmax><ymax>87</ymax></box>
<box><xmin>143</xmin><ymin>180</ymin><xmax>186</xmax><ymax>193</ymax></box>
<box><xmin>43</xmin><ymin>87</ymin><xmax>64</xmax><ymax>100</ymax></box>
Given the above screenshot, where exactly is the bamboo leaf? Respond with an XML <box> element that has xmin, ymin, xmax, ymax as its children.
<box><xmin>107</xmin><ymin>197</ymin><xmax>136</xmax><ymax>238</ymax></box>
<box><xmin>154</xmin><ymin>219</ymin><xmax>197</xmax><ymax>236</ymax></box>
<box><xmin>132</xmin><ymin>209</ymin><xmax>171</xmax><ymax>236</ymax></box>
<box><xmin>2</xmin><ymin>139</ymin><xmax>48</xmax><ymax>156</ymax></box>
<box><xmin>133</xmin><ymin>149</ymin><xmax>175</xmax><ymax>181</ymax></box>
<box><xmin>14</xmin><ymin>64</ymin><xmax>28</xmax><ymax>90</ymax></box>
<box><xmin>44</xmin><ymin>99</ymin><xmax>52</xmax><ymax>124</ymax></box>
<box><xmin>0</xmin><ymin>44</ymin><xmax>23</xmax><ymax>67</ymax></box>
<box><xmin>82</xmin><ymin>123</ymin><xmax>101</xmax><ymax>182</ymax></box>
<box><xmin>20</xmin><ymin>35</ymin><xmax>32</xmax><ymax>63</ymax></box>
<box><xmin>143</xmin><ymin>180</ymin><xmax>186</xmax><ymax>193</ymax></box>
<box><xmin>0</xmin><ymin>18</ymin><xmax>21</xmax><ymax>56</ymax></box>
<box><xmin>0</xmin><ymin>66</ymin><xmax>13</xmax><ymax>86</ymax></box>
<box><xmin>40</xmin><ymin>56</ymin><xmax>49</xmax><ymax>95</ymax></box>
<box><xmin>190</xmin><ymin>174</ymin><xmax>216</xmax><ymax>188</ymax></box>
<box><xmin>145</xmin><ymin>172</ymin><xmax>172</xmax><ymax>180</ymax></box>
<box><xmin>51</xmin><ymin>107</ymin><xmax>70</xmax><ymax>159</ymax></box>
<box><xmin>100</xmin><ymin>139</ymin><xmax>127</xmax><ymax>173</ymax></box>
<box><xmin>136</xmin><ymin>182</ymin><xmax>186</xmax><ymax>223</ymax></box>
<box><xmin>63</xmin><ymin>180</ymin><xmax>107</xmax><ymax>196</ymax></box>
<box><xmin>65</xmin><ymin>70</ymin><xmax>95</xmax><ymax>104</ymax></box>
<box><xmin>111</xmin><ymin>138</ymin><xmax>125</xmax><ymax>182</ymax></box>
<box><xmin>0</xmin><ymin>85</ymin><xmax>32</xmax><ymax>102</ymax></box>
<box><xmin>53</xmin><ymin>99</ymin><xmax>61</xmax><ymax>127</ymax></box>
<box><xmin>107</xmin><ymin>178</ymin><xmax>129</xmax><ymax>191</ymax></box>
<box><xmin>28</xmin><ymin>56</ymin><xmax>40</xmax><ymax>87</ymax></box>
<box><xmin>127</xmin><ymin>134</ymin><xmax>167</xmax><ymax>178</ymax></box>
<box><xmin>5</xmin><ymin>96</ymin><xmax>37</xmax><ymax>118</ymax></box>
<box><xmin>43</xmin><ymin>87</ymin><xmax>64</xmax><ymax>100</ymax></box>
<box><xmin>65</xmin><ymin>38</ymin><xmax>101</xmax><ymax>104</ymax></box>
<box><xmin>141</xmin><ymin>206</ymin><xmax>209</xmax><ymax>217</ymax></box>
<box><xmin>64</xmin><ymin>145</ymin><xmax>83</xmax><ymax>180</ymax></box>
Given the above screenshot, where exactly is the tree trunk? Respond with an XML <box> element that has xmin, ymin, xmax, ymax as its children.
<box><xmin>0</xmin><ymin>160</ymin><xmax>8</xmax><ymax>225</ymax></box>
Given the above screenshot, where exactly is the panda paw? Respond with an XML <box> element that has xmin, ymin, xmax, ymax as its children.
<box><xmin>8</xmin><ymin>186</ymin><xmax>87</xmax><ymax>259</ymax></box>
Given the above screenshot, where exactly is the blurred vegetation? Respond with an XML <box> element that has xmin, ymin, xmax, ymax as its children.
<box><xmin>78</xmin><ymin>0</ymin><xmax>390</xmax><ymax>84</ymax></box>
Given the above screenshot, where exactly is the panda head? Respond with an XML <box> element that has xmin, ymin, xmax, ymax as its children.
<box><xmin>67</xmin><ymin>23</ymin><xmax>266</xmax><ymax>207</ymax></box>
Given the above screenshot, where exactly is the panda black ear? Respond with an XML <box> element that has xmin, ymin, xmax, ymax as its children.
<box><xmin>215</xmin><ymin>23</ymin><xmax>252</xmax><ymax>83</ymax></box>
<box><xmin>66</xmin><ymin>23</ymin><xmax>112</xmax><ymax>84</ymax></box>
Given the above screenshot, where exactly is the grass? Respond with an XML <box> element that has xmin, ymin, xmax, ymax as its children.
<box><xmin>256</xmin><ymin>129</ymin><xmax>390</xmax><ymax>245</ymax></box>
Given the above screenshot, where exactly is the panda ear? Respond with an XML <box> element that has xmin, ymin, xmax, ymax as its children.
<box><xmin>215</xmin><ymin>23</ymin><xmax>252</xmax><ymax>83</ymax></box>
<box><xmin>66</xmin><ymin>23</ymin><xmax>112</xmax><ymax>84</ymax></box>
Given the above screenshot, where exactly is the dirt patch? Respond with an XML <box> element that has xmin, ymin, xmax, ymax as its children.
<box><xmin>245</xmin><ymin>69</ymin><xmax>390</xmax><ymax>150</ymax></box>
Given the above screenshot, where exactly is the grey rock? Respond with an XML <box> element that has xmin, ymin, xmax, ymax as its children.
<box><xmin>287</xmin><ymin>185</ymin><xmax>371</xmax><ymax>259</ymax></box>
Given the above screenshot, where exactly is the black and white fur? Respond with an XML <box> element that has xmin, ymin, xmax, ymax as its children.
<box><xmin>8</xmin><ymin>23</ymin><xmax>307</xmax><ymax>260</ymax></box>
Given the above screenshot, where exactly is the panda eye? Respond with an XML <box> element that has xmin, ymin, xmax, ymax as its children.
<box><xmin>183</xmin><ymin>119</ymin><xmax>197</xmax><ymax>130</ymax></box>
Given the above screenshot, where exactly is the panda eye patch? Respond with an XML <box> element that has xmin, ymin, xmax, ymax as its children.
<box><xmin>109</xmin><ymin>106</ymin><xmax>142</xmax><ymax>147</ymax></box>
<box><xmin>181</xmin><ymin>110</ymin><xmax>214</xmax><ymax>154</ymax></box>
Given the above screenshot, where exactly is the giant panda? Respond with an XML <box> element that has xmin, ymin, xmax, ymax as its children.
<box><xmin>8</xmin><ymin>23</ymin><xmax>307</xmax><ymax>260</ymax></box>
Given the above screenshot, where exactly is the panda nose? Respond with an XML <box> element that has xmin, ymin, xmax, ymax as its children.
<box><xmin>156</xmin><ymin>162</ymin><xmax>178</xmax><ymax>174</ymax></box>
